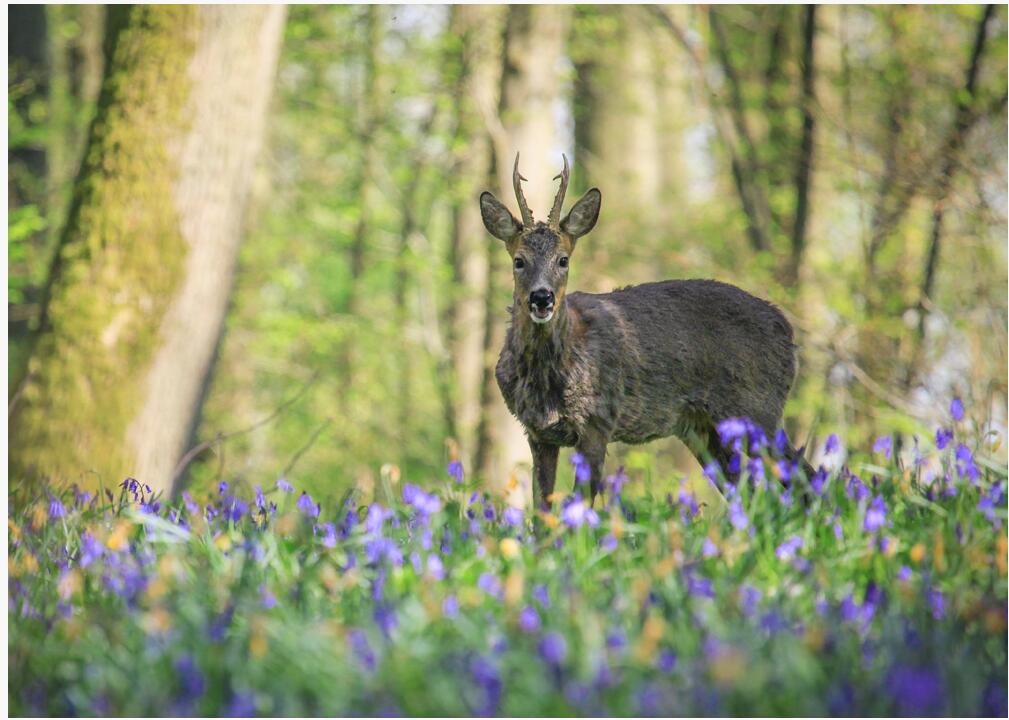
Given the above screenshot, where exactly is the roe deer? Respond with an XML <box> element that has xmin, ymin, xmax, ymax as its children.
<box><xmin>480</xmin><ymin>154</ymin><xmax>811</xmax><ymax>509</ymax></box>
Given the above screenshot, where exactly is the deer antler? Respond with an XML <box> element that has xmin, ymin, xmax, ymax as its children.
<box><xmin>512</xmin><ymin>153</ymin><xmax>535</xmax><ymax>227</ymax></box>
<box><xmin>548</xmin><ymin>154</ymin><xmax>570</xmax><ymax>227</ymax></box>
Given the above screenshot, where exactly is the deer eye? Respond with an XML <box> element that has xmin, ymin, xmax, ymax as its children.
<box><xmin>513</xmin><ymin>257</ymin><xmax>525</xmax><ymax>270</ymax></box>
<box><xmin>558</xmin><ymin>256</ymin><xmax>569</xmax><ymax>268</ymax></box>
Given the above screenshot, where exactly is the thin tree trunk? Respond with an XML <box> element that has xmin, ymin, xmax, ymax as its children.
<box><xmin>10</xmin><ymin>6</ymin><xmax>287</xmax><ymax>495</ymax></box>
<box><xmin>903</xmin><ymin>4</ymin><xmax>995</xmax><ymax>390</ymax></box>
<box><xmin>786</xmin><ymin>5</ymin><xmax>817</xmax><ymax>288</ymax></box>
<box><xmin>448</xmin><ymin>5</ymin><xmax>506</xmax><ymax>474</ymax></box>
<box><xmin>476</xmin><ymin>4</ymin><xmax>570</xmax><ymax>491</ymax></box>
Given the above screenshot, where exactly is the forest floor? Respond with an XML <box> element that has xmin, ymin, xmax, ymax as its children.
<box><xmin>7</xmin><ymin>403</ymin><xmax>1008</xmax><ymax>716</ymax></box>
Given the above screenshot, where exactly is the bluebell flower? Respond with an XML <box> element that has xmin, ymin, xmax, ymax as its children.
<box><xmin>775</xmin><ymin>535</ymin><xmax>803</xmax><ymax>562</ymax></box>
<box><xmin>48</xmin><ymin>496</ymin><xmax>67</xmax><ymax>520</ymax></box>
<box><xmin>570</xmin><ymin>453</ymin><xmax>591</xmax><ymax>485</ymax></box>
<box><xmin>297</xmin><ymin>492</ymin><xmax>320</xmax><ymax>518</ymax></box>
<box><xmin>442</xmin><ymin>594</ymin><xmax>459</xmax><ymax>618</ymax></box>
<box><xmin>927</xmin><ymin>588</ymin><xmax>945</xmax><ymax>619</ymax></box>
<box><xmin>606</xmin><ymin>629</ymin><xmax>626</xmax><ymax>652</ymax></box>
<box><xmin>955</xmin><ymin>444</ymin><xmax>980</xmax><ymax>484</ymax></box>
<box><xmin>276</xmin><ymin>477</ymin><xmax>293</xmax><ymax>493</ymax></box>
<box><xmin>518</xmin><ymin>606</ymin><xmax>541</xmax><ymax>633</ymax></box>
<box><xmin>717</xmin><ymin>417</ymin><xmax>749</xmax><ymax>451</ymax></box>
<box><xmin>606</xmin><ymin>466</ymin><xmax>629</xmax><ymax>497</ymax></box>
<box><xmin>477</xmin><ymin>573</ymin><xmax>502</xmax><ymax>600</ymax></box>
<box><xmin>774</xmin><ymin>428</ymin><xmax>789</xmax><ymax>456</ymax></box>
<box><xmin>502</xmin><ymin>506</ymin><xmax>524</xmax><ymax>527</ymax></box>
<box><xmin>656</xmin><ymin>649</ymin><xmax>677</xmax><ymax>673</ymax></box>
<box><xmin>935</xmin><ymin>427</ymin><xmax>953</xmax><ymax>450</ymax></box>
<box><xmin>747</xmin><ymin>456</ymin><xmax>765</xmax><ymax>483</ymax></box>
<box><xmin>532</xmin><ymin>584</ymin><xmax>550</xmax><ymax>609</ymax></box>
<box><xmin>739</xmin><ymin>584</ymin><xmax>761</xmax><ymax>615</ymax></box>
<box><xmin>863</xmin><ymin>495</ymin><xmax>888</xmax><ymax>533</ymax></box>
<box><xmin>78</xmin><ymin>532</ymin><xmax>104</xmax><ymax>568</ymax></box>
<box><xmin>260</xmin><ymin>584</ymin><xmax>277</xmax><ymax>609</ymax></box>
<box><xmin>897</xmin><ymin>566</ymin><xmax>912</xmax><ymax>582</ymax></box>
<box><xmin>703</xmin><ymin>461</ymin><xmax>721</xmax><ymax>489</ymax></box>
<box><xmin>254</xmin><ymin>484</ymin><xmax>265</xmax><ymax>509</ymax></box>
<box><xmin>218</xmin><ymin>481</ymin><xmax>228</xmax><ymax>495</ymax></box>
<box><xmin>873</xmin><ymin>435</ymin><xmax>892</xmax><ymax>459</ymax></box>
<box><xmin>600</xmin><ymin>533</ymin><xmax>618</xmax><ymax>551</ymax></box>
<box><xmin>348</xmin><ymin>629</ymin><xmax>376</xmax><ymax>671</ymax></box>
<box><xmin>950</xmin><ymin>397</ymin><xmax>964</xmax><ymax>421</ymax></box>
<box><xmin>561</xmin><ymin>497</ymin><xmax>588</xmax><ymax>528</ymax></box>
<box><xmin>469</xmin><ymin>655</ymin><xmax>502</xmax><ymax>715</ymax></box>
<box><xmin>887</xmin><ymin>665</ymin><xmax>945</xmax><ymax>716</ymax></box>
<box><xmin>824</xmin><ymin>433</ymin><xmax>841</xmax><ymax>455</ymax></box>
<box><xmin>702</xmin><ymin>537</ymin><xmax>719</xmax><ymax>558</ymax></box>
<box><xmin>427</xmin><ymin>554</ymin><xmax>445</xmax><ymax>581</ymax></box>
<box><xmin>319</xmin><ymin>522</ymin><xmax>337</xmax><ymax>548</ymax></box>
<box><xmin>728</xmin><ymin>498</ymin><xmax>748</xmax><ymax>531</ymax></box>
<box><xmin>538</xmin><ymin>632</ymin><xmax>567</xmax><ymax>666</ymax></box>
<box><xmin>686</xmin><ymin>572</ymin><xmax>715</xmax><ymax>599</ymax></box>
<box><xmin>175</xmin><ymin>654</ymin><xmax>206</xmax><ymax>703</ymax></box>
<box><xmin>447</xmin><ymin>460</ymin><xmax>464</xmax><ymax>484</ymax></box>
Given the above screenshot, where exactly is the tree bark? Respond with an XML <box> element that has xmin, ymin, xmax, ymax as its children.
<box><xmin>10</xmin><ymin>6</ymin><xmax>287</xmax><ymax>495</ymax></box>
<box><xmin>786</xmin><ymin>5</ymin><xmax>817</xmax><ymax>288</ymax></box>
<box><xmin>447</xmin><ymin>5</ymin><xmax>506</xmax><ymax>475</ymax></box>
<box><xmin>475</xmin><ymin>4</ymin><xmax>570</xmax><ymax>492</ymax></box>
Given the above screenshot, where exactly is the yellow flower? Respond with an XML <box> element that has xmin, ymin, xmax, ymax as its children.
<box><xmin>909</xmin><ymin>543</ymin><xmax>926</xmax><ymax>564</ymax></box>
<box><xmin>708</xmin><ymin>646</ymin><xmax>746</xmax><ymax>686</ymax></box>
<box><xmin>106</xmin><ymin>520</ymin><xmax>133</xmax><ymax>551</ymax></box>
<box><xmin>499</xmin><ymin>538</ymin><xmax>521</xmax><ymax>560</ymax></box>
<box><xmin>58</xmin><ymin>570</ymin><xmax>82</xmax><ymax>602</ymax></box>
<box><xmin>249</xmin><ymin>617</ymin><xmax>269</xmax><ymax>659</ymax></box>
<box><xmin>504</xmin><ymin>569</ymin><xmax>524</xmax><ymax>607</ymax></box>
<box><xmin>143</xmin><ymin>608</ymin><xmax>173</xmax><ymax>635</ymax></box>
<box><xmin>213</xmin><ymin>533</ymin><xmax>233</xmax><ymax>553</ymax></box>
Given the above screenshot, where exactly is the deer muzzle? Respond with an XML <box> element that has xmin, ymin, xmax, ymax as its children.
<box><xmin>529</xmin><ymin>288</ymin><xmax>555</xmax><ymax>324</ymax></box>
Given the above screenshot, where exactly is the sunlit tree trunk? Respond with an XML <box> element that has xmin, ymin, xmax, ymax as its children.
<box><xmin>475</xmin><ymin>4</ymin><xmax>570</xmax><ymax>493</ymax></box>
<box><xmin>10</xmin><ymin>5</ymin><xmax>287</xmax><ymax>495</ymax></box>
<box><xmin>448</xmin><ymin>5</ymin><xmax>506</xmax><ymax>476</ymax></box>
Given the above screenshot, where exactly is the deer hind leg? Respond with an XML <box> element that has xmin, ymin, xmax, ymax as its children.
<box><xmin>576</xmin><ymin>427</ymin><xmax>609</xmax><ymax>508</ymax></box>
<box><xmin>704</xmin><ymin>426</ymin><xmax>741</xmax><ymax>490</ymax></box>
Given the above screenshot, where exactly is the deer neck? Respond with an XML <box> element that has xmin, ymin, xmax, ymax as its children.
<box><xmin>508</xmin><ymin>298</ymin><xmax>574</xmax><ymax>377</ymax></box>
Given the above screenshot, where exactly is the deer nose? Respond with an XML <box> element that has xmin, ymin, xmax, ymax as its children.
<box><xmin>529</xmin><ymin>289</ymin><xmax>554</xmax><ymax>309</ymax></box>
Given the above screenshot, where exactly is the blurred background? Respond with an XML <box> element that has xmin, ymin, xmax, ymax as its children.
<box><xmin>8</xmin><ymin>5</ymin><xmax>1008</xmax><ymax>505</ymax></box>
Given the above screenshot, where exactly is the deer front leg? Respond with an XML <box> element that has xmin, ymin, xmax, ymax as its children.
<box><xmin>529</xmin><ymin>438</ymin><xmax>559</xmax><ymax>511</ymax></box>
<box><xmin>576</xmin><ymin>427</ymin><xmax>609</xmax><ymax>508</ymax></box>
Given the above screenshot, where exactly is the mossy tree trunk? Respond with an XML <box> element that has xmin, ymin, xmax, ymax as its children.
<box><xmin>10</xmin><ymin>5</ymin><xmax>287</xmax><ymax>496</ymax></box>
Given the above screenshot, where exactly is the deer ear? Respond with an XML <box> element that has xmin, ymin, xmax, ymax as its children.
<box><xmin>560</xmin><ymin>188</ymin><xmax>601</xmax><ymax>240</ymax></box>
<box><xmin>480</xmin><ymin>192</ymin><xmax>522</xmax><ymax>242</ymax></box>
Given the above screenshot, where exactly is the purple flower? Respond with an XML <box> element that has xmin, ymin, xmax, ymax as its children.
<box><xmin>950</xmin><ymin>397</ymin><xmax>964</xmax><ymax>421</ymax></box>
<box><xmin>502</xmin><ymin>506</ymin><xmax>524</xmax><ymax>527</ymax></box>
<box><xmin>348</xmin><ymin>629</ymin><xmax>376</xmax><ymax>672</ymax></box>
<box><xmin>319</xmin><ymin>522</ymin><xmax>337</xmax><ymax>548</ymax></box>
<box><xmin>824</xmin><ymin>433</ymin><xmax>841</xmax><ymax>455</ymax></box>
<box><xmin>175</xmin><ymin>655</ymin><xmax>206</xmax><ymax>703</ymax></box>
<box><xmin>442</xmin><ymin>594</ymin><xmax>459</xmax><ymax>618</ymax></box>
<box><xmin>469</xmin><ymin>655</ymin><xmax>502</xmax><ymax>715</ymax></box>
<box><xmin>79</xmin><ymin>533</ymin><xmax>104</xmax><ymax>568</ymax></box>
<box><xmin>538</xmin><ymin>632</ymin><xmax>567</xmax><ymax>666</ymax></box>
<box><xmin>48</xmin><ymin>496</ymin><xmax>67</xmax><ymax>520</ymax></box>
<box><xmin>225</xmin><ymin>692</ymin><xmax>256</xmax><ymax>718</ymax></box>
<box><xmin>955</xmin><ymin>444</ymin><xmax>980</xmax><ymax>484</ymax></box>
<box><xmin>260</xmin><ymin>584</ymin><xmax>277</xmax><ymax>609</ymax></box>
<box><xmin>887</xmin><ymin>665</ymin><xmax>945</xmax><ymax>716</ymax></box>
<box><xmin>374</xmin><ymin>603</ymin><xmax>397</xmax><ymax>636</ymax></box>
<box><xmin>570</xmin><ymin>453</ymin><xmax>591</xmax><ymax>485</ymax></box>
<box><xmin>811</xmin><ymin>468</ymin><xmax>828</xmax><ymax>496</ymax></box>
<box><xmin>703</xmin><ymin>462</ymin><xmax>721</xmax><ymax>488</ymax></box>
<box><xmin>747</xmin><ymin>456</ymin><xmax>765</xmax><ymax>483</ymax></box>
<box><xmin>254</xmin><ymin>484</ymin><xmax>266</xmax><ymax>509</ymax></box>
<box><xmin>218</xmin><ymin>481</ymin><xmax>228</xmax><ymax>495</ymax></box>
<box><xmin>873</xmin><ymin>435</ymin><xmax>892</xmax><ymax>459</ymax></box>
<box><xmin>728</xmin><ymin>498</ymin><xmax>748</xmax><ymax>531</ymax></box>
<box><xmin>927</xmin><ymin>588</ymin><xmax>945</xmax><ymax>620</ymax></box>
<box><xmin>477</xmin><ymin>573</ymin><xmax>502</xmax><ymax>600</ymax></box>
<box><xmin>717</xmin><ymin>417</ymin><xmax>749</xmax><ymax>450</ymax></box>
<box><xmin>532</xmin><ymin>584</ymin><xmax>550</xmax><ymax>609</ymax></box>
<box><xmin>223</xmin><ymin>496</ymin><xmax>248</xmax><ymax>523</ymax></box>
<box><xmin>702</xmin><ymin>537</ymin><xmax>719</xmax><ymax>558</ymax></box>
<box><xmin>276</xmin><ymin>477</ymin><xmax>294</xmax><ymax>493</ymax></box>
<box><xmin>606</xmin><ymin>467</ymin><xmax>629</xmax><ymax>497</ymax></box>
<box><xmin>427</xmin><ymin>555</ymin><xmax>445</xmax><ymax>581</ymax></box>
<box><xmin>775</xmin><ymin>535</ymin><xmax>804</xmax><ymax>562</ymax></box>
<box><xmin>686</xmin><ymin>572</ymin><xmax>715</xmax><ymax>599</ymax></box>
<box><xmin>518</xmin><ymin>606</ymin><xmax>541</xmax><ymax>633</ymax></box>
<box><xmin>600</xmin><ymin>533</ymin><xmax>618</xmax><ymax>551</ymax></box>
<box><xmin>739</xmin><ymin>584</ymin><xmax>761</xmax><ymax>615</ymax></box>
<box><xmin>606</xmin><ymin>629</ymin><xmax>626</xmax><ymax>652</ymax></box>
<box><xmin>863</xmin><ymin>495</ymin><xmax>888</xmax><ymax>533</ymax></box>
<box><xmin>774</xmin><ymin>428</ymin><xmax>789</xmax><ymax>456</ymax></box>
<box><xmin>935</xmin><ymin>427</ymin><xmax>953</xmax><ymax>450</ymax></box>
<box><xmin>561</xmin><ymin>498</ymin><xmax>588</xmax><ymax>528</ymax></box>
<box><xmin>297</xmin><ymin>492</ymin><xmax>320</xmax><ymax>518</ymax></box>
<box><xmin>447</xmin><ymin>460</ymin><xmax>464</xmax><ymax>484</ymax></box>
<box><xmin>897</xmin><ymin>566</ymin><xmax>912</xmax><ymax>582</ymax></box>
<box><xmin>656</xmin><ymin>648</ymin><xmax>677</xmax><ymax>673</ymax></box>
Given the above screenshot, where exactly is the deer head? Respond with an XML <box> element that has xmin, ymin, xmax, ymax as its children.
<box><xmin>480</xmin><ymin>154</ymin><xmax>601</xmax><ymax>325</ymax></box>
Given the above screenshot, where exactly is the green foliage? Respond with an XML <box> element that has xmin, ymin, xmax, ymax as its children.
<box><xmin>8</xmin><ymin>423</ymin><xmax>1007</xmax><ymax>715</ymax></box>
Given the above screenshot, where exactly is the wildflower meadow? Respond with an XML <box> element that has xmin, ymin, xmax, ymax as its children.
<box><xmin>8</xmin><ymin>400</ymin><xmax>1007</xmax><ymax>716</ymax></box>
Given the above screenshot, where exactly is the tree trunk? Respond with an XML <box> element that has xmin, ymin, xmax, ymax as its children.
<box><xmin>10</xmin><ymin>5</ymin><xmax>287</xmax><ymax>496</ymax></box>
<box><xmin>786</xmin><ymin>5</ymin><xmax>817</xmax><ymax>288</ymax></box>
<box><xmin>475</xmin><ymin>4</ymin><xmax>570</xmax><ymax>492</ymax></box>
<box><xmin>448</xmin><ymin>5</ymin><xmax>506</xmax><ymax>475</ymax></box>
